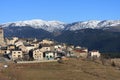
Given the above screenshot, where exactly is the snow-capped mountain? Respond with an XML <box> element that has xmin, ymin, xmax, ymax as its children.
<box><xmin>65</xmin><ymin>20</ymin><xmax>100</xmax><ymax>30</ymax></box>
<box><xmin>1</xmin><ymin>19</ymin><xmax>120</xmax><ymax>53</ymax></box>
<box><xmin>65</xmin><ymin>20</ymin><xmax>120</xmax><ymax>31</ymax></box>
<box><xmin>1</xmin><ymin>19</ymin><xmax>120</xmax><ymax>32</ymax></box>
<box><xmin>0</xmin><ymin>19</ymin><xmax>65</xmax><ymax>32</ymax></box>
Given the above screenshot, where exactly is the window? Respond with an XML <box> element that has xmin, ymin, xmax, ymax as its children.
<box><xmin>18</xmin><ymin>52</ymin><xmax>21</xmax><ymax>54</ymax></box>
<box><xmin>18</xmin><ymin>55</ymin><xmax>21</xmax><ymax>58</ymax></box>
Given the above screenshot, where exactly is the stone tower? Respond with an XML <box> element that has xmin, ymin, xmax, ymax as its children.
<box><xmin>0</xmin><ymin>28</ymin><xmax>5</xmax><ymax>46</ymax></box>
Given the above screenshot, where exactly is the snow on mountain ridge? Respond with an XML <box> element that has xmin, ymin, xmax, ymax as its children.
<box><xmin>1</xmin><ymin>19</ymin><xmax>120</xmax><ymax>32</ymax></box>
<box><xmin>4</xmin><ymin>19</ymin><xmax>64</xmax><ymax>27</ymax></box>
<box><xmin>66</xmin><ymin>20</ymin><xmax>120</xmax><ymax>30</ymax></box>
<box><xmin>97</xmin><ymin>20</ymin><xmax>120</xmax><ymax>28</ymax></box>
<box><xmin>65</xmin><ymin>20</ymin><xmax>101</xmax><ymax>30</ymax></box>
<box><xmin>1</xmin><ymin>19</ymin><xmax>65</xmax><ymax>32</ymax></box>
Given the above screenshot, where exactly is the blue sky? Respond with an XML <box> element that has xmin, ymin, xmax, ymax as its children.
<box><xmin>0</xmin><ymin>0</ymin><xmax>120</xmax><ymax>23</ymax></box>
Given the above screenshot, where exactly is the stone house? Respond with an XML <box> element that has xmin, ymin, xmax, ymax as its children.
<box><xmin>0</xmin><ymin>47</ymin><xmax>7</xmax><ymax>55</ymax></box>
<box><xmin>71</xmin><ymin>48</ymin><xmax>88</xmax><ymax>58</ymax></box>
<box><xmin>67</xmin><ymin>46</ymin><xmax>74</xmax><ymax>52</ymax></box>
<box><xmin>18</xmin><ymin>45</ymin><xmax>28</xmax><ymax>53</ymax></box>
<box><xmin>7</xmin><ymin>44</ymin><xmax>16</xmax><ymax>50</ymax></box>
<box><xmin>15</xmin><ymin>40</ymin><xmax>24</xmax><ymax>47</ymax></box>
<box><xmin>11</xmin><ymin>49</ymin><xmax>23</xmax><ymax>60</ymax></box>
<box><xmin>33</xmin><ymin>48</ymin><xmax>43</xmax><ymax>60</ymax></box>
<box><xmin>24</xmin><ymin>44</ymin><xmax>35</xmax><ymax>52</ymax></box>
<box><xmin>40</xmin><ymin>39</ymin><xmax>54</xmax><ymax>45</ymax></box>
<box><xmin>54</xmin><ymin>45</ymin><xmax>64</xmax><ymax>52</ymax></box>
<box><xmin>26</xmin><ymin>38</ymin><xmax>36</xmax><ymax>44</ymax></box>
<box><xmin>40</xmin><ymin>44</ymin><xmax>51</xmax><ymax>52</ymax></box>
<box><xmin>31</xmin><ymin>42</ymin><xmax>40</xmax><ymax>48</ymax></box>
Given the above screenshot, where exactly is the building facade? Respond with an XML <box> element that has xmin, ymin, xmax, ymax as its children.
<box><xmin>12</xmin><ymin>50</ymin><xmax>23</xmax><ymax>60</ymax></box>
<box><xmin>33</xmin><ymin>49</ymin><xmax>43</xmax><ymax>60</ymax></box>
<box><xmin>0</xmin><ymin>28</ymin><xmax>5</xmax><ymax>46</ymax></box>
<box><xmin>89</xmin><ymin>50</ymin><xmax>101</xmax><ymax>58</ymax></box>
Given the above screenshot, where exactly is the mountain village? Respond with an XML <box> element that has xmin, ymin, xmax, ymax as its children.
<box><xmin>0</xmin><ymin>28</ymin><xmax>101</xmax><ymax>63</ymax></box>
<box><xmin>1</xmin><ymin>0</ymin><xmax>120</xmax><ymax>79</ymax></box>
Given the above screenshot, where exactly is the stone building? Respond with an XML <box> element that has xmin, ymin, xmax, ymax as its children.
<box><xmin>33</xmin><ymin>48</ymin><xmax>43</xmax><ymax>60</ymax></box>
<box><xmin>0</xmin><ymin>28</ymin><xmax>5</xmax><ymax>46</ymax></box>
<box><xmin>11</xmin><ymin>50</ymin><xmax>23</xmax><ymax>60</ymax></box>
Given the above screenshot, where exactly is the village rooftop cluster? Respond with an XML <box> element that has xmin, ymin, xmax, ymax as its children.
<box><xmin>0</xmin><ymin>28</ymin><xmax>101</xmax><ymax>63</ymax></box>
<box><xmin>0</xmin><ymin>37</ymin><xmax>101</xmax><ymax>63</ymax></box>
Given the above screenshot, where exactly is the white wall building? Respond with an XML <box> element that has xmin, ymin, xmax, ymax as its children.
<box><xmin>89</xmin><ymin>50</ymin><xmax>101</xmax><ymax>58</ymax></box>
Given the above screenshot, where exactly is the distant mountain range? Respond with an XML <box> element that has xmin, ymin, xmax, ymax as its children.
<box><xmin>0</xmin><ymin>19</ymin><xmax>65</xmax><ymax>32</ymax></box>
<box><xmin>1</xmin><ymin>19</ymin><xmax>120</xmax><ymax>32</ymax></box>
<box><xmin>1</xmin><ymin>19</ymin><xmax>120</xmax><ymax>53</ymax></box>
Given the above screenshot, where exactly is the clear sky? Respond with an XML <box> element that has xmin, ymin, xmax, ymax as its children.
<box><xmin>0</xmin><ymin>0</ymin><xmax>120</xmax><ymax>23</ymax></box>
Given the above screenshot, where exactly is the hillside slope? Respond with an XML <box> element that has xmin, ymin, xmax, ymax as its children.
<box><xmin>2</xmin><ymin>58</ymin><xmax>120</xmax><ymax>80</ymax></box>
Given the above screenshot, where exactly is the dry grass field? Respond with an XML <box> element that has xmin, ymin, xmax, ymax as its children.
<box><xmin>1</xmin><ymin>58</ymin><xmax>120</xmax><ymax>80</ymax></box>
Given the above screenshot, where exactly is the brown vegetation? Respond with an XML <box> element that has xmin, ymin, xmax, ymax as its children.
<box><xmin>1</xmin><ymin>58</ymin><xmax>120</xmax><ymax>80</ymax></box>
